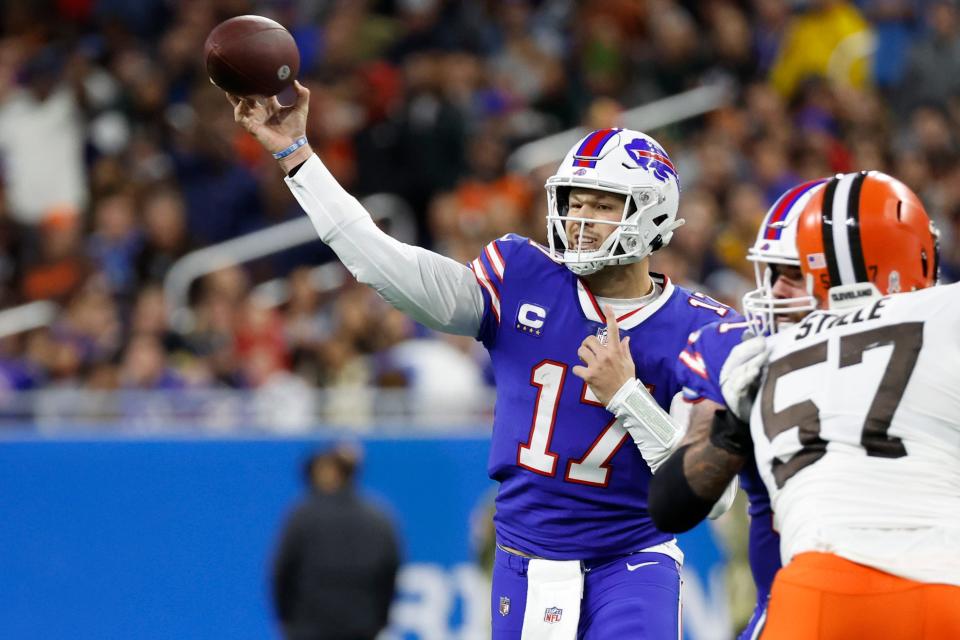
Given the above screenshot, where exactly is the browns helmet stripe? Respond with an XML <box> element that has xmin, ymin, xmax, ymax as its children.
<box><xmin>829</xmin><ymin>173</ymin><xmax>861</xmax><ymax>285</ymax></box>
<box><xmin>820</xmin><ymin>176</ymin><xmax>842</xmax><ymax>288</ymax></box>
<box><xmin>845</xmin><ymin>171</ymin><xmax>870</xmax><ymax>282</ymax></box>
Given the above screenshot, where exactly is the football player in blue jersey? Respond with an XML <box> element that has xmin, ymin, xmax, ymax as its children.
<box><xmin>228</xmin><ymin>83</ymin><xmax>739</xmax><ymax>639</ymax></box>
<box><xmin>654</xmin><ymin>179</ymin><xmax>829</xmax><ymax>640</ymax></box>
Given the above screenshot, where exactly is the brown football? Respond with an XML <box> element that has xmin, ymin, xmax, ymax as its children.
<box><xmin>204</xmin><ymin>15</ymin><xmax>300</xmax><ymax>97</ymax></box>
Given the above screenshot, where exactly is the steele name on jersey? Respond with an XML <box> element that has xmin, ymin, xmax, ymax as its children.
<box><xmin>793</xmin><ymin>295</ymin><xmax>887</xmax><ymax>341</ymax></box>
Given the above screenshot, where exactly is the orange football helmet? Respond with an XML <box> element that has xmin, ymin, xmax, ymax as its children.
<box><xmin>795</xmin><ymin>171</ymin><xmax>939</xmax><ymax>307</ymax></box>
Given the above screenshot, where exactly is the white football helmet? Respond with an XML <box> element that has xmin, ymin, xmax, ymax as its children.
<box><xmin>545</xmin><ymin>128</ymin><xmax>683</xmax><ymax>276</ymax></box>
<box><xmin>742</xmin><ymin>179</ymin><xmax>826</xmax><ymax>334</ymax></box>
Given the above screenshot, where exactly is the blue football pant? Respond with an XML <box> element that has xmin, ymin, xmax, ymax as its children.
<box><xmin>738</xmin><ymin>594</ymin><xmax>768</xmax><ymax>640</ymax></box>
<box><xmin>491</xmin><ymin>546</ymin><xmax>682</xmax><ymax>639</ymax></box>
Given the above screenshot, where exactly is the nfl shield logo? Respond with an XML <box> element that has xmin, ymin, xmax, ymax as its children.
<box><xmin>544</xmin><ymin>607</ymin><xmax>563</xmax><ymax>623</ymax></box>
<box><xmin>596</xmin><ymin>326</ymin><xmax>608</xmax><ymax>345</ymax></box>
<box><xmin>499</xmin><ymin>596</ymin><xmax>511</xmax><ymax>616</ymax></box>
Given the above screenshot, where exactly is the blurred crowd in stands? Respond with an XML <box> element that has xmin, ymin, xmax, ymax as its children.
<box><xmin>0</xmin><ymin>0</ymin><xmax>959</xmax><ymax>425</ymax></box>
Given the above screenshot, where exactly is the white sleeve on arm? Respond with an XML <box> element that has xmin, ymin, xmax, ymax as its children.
<box><xmin>606</xmin><ymin>380</ymin><xmax>686</xmax><ymax>472</ymax></box>
<box><xmin>284</xmin><ymin>154</ymin><xmax>484</xmax><ymax>337</ymax></box>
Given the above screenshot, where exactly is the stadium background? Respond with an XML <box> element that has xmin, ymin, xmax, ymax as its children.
<box><xmin>0</xmin><ymin>0</ymin><xmax>957</xmax><ymax>638</ymax></box>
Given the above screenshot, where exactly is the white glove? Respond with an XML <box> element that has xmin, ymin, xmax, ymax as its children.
<box><xmin>719</xmin><ymin>334</ymin><xmax>769</xmax><ymax>420</ymax></box>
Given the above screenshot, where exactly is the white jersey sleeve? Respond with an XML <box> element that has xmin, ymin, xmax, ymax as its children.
<box><xmin>285</xmin><ymin>154</ymin><xmax>484</xmax><ymax>336</ymax></box>
<box><xmin>750</xmin><ymin>282</ymin><xmax>960</xmax><ymax>586</ymax></box>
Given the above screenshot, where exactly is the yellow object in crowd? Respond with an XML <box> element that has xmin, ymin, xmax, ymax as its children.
<box><xmin>770</xmin><ymin>2</ymin><xmax>874</xmax><ymax>98</ymax></box>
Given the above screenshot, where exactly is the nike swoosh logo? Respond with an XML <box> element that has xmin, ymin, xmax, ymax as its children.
<box><xmin>626</xmin><ymin>561</ymin><xmax>658</xmax><ymax>571</ymax></box>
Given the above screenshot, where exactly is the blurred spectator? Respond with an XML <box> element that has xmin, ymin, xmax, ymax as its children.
<box><xmin>0</xmin><ymin>335</ymin><xmax>41</xmax><ymax>394</ymax></box>
<box><xmin>57</xmin><ymin>280</ymin><xmax>123</xmax><ymax>371</ymax></box>
<box><xmin>897</xmin><ymin>0</ymin><xmax>960</xmax><ymax>113</ymax></box>
<box><xmin>284</xmin><ymin>266</ymin><xmax>331</xmax><ymax>359</ymax></box>
<box><xmin>754</xmin><ymin>0</ymin><xmax>792</xmax><ymax>74</ymax></box>
<box><xmin>382</xmin><ymin>331</ymin><xmax>489</xmax><ymax>425</ymax></box>
<box><xmin>715</xmin><ymin>183</ymin><xmax>768</xmax><ymax>282</ymax></box>
<box><xmin>865</xmin><ymin>0</ymin><xmax>919</xmax><ymax>89</ymax></box>
<box><xmin>120</xmin><ymin>333</ymin><xmax>184</xmax><ymax>390</ymax></box>
<box><xmin>394</xmin><ymin>52</ymin><xmax>468</xmax><ymax>228</ymax></box>
<box><xmin>87</xmin><ymin>190</ymin><xmax>142</xmax><ymax>299</ymax></box>
<box><xmin>21</xmin><ymin>208</ymin><xmax>88</xmax><ymax>302</ymax></box>
<box><xmin>751</xmin><ymin>135</ymin><xmax>802</xmax><ymax>205</ymax></box>
<box><xmin>243</xmin><ymin>342</ymin><xmax>316</xmax><ymax>432</ymax></box>
<box><xmin>769</xmin><ymin>1</ymin><xmax>874</xmax><ymax>99</ymax></box>
<box><xmin>705</xmin><ymin>2</ymin><xmax>757</xmax><ymax>85</ymax></box>
<box><xmin>0</xmin><ymin>193</ymin><xmax>22</xmax><ymax>308</ymax></box>
<box><xmin>135</xmin><ymin>186</ymin><xmax>190</xmax><ymax>285</ymax></box>
<box><xmin>235</xmin><ymin>297</ymin><xmax>289</xmax><ymax>375</ymax></box>
<box><xmin>172</xmin><ymin>85</ymin><xmax>266</xmax><ymax>245</ymax></box>
<box><xmin>0</xmin><ymin>45</ymin><xmax>88</xmax><ymax>226</ymax></box>
<box><xmin>489</xmin><ymin>1</ymin><xmax>565</xmax><ymax>107</ymax></box>
<box><xmin>234</xmin><ymin>296</ymin><xmax>317</xmax><ymax>430</ymax></box>
<box><xmin>182</xmin><ymin>272</ymin><xmax>245</xmax><ymax>387</ymax></box>
<box><xmin>647</xmin><ymin>3</ymin><xmax>707</xmax><ymax>96</ymax></box>
<box><xmin>272</xmin><ymin>444</ymin><xmax>400</xmax><ymax>640</ymax></box>
<box><xmin>129</xmin><ymin>284</ymin><xmax>186</xmax><ymax>353</ymax></box>
<box><xmin>662</xmin><ymin>188</ymin><xmax>722</xmax><ymax>285</ymax></box>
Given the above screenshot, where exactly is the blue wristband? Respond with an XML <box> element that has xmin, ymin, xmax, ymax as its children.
<box><xmin>273</xmin><ymin>136</ymin><xmax>308</xmax><ymax>160</ymax></box>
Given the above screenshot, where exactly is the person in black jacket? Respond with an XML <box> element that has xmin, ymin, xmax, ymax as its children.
<box><xmin>272</xmin><ymin>444</ymin><xmax>400</xmax><ymax>640</ymax></box>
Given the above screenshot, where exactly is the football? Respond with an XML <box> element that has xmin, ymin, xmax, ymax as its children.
<box><xmin>204</xmin><ymin>15</ymin><xmax>300</xmax><ymax>97</ymax></box>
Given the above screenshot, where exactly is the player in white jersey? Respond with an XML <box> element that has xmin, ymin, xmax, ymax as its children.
<box><xmin>726</xmin><ymin>171</ymin><xmax>960</xmax><ymax>638</ymax></box>
<box><xmin>652</xmin><ymin>170</ymin><xmax>960</xmax><ymax>638</ymax></box>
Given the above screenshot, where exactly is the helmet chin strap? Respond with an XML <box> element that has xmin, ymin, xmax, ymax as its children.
<box><xmin>564</xmin><ymin>258</ymin><xmax>604</xmax><ymax>276</ymax></box>
<box><xmin>561</xmin><ymin>250</ymin><xmax>644</xmax><ymax>276</ymax></box>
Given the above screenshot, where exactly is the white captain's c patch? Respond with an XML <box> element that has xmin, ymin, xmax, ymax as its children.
<box><xmin>517</xmin><ymin>302</ymin><xmax>547</xmax><ymax>336</ymax></box>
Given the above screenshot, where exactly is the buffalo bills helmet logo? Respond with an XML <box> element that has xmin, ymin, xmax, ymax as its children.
<box><xmin>623</xmin><ymin>137</ymin><xmax>678</xmax><ymax>186</ymax></box>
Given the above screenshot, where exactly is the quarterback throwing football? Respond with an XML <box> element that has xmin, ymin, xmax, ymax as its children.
<box><xmin>228</xmin><ymin>84</ymin><xmax>738</xmax><ymax>638</ymax></box>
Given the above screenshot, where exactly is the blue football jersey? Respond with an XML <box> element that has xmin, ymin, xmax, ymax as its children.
<box><xmin>677</xmin><ymin>319</ymin><xmax>781</xmax><ymax>602</ymax></box>
<box><xmin>470</xmin><ymin>234</ymin><xmax>736</xmax><ymax>560</ymax></box>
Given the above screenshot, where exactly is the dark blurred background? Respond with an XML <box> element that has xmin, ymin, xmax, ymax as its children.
<box><xmin>1</xmin><ymin>0</ymin><xmax>958</xmax><ymax>425</ymax></box>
